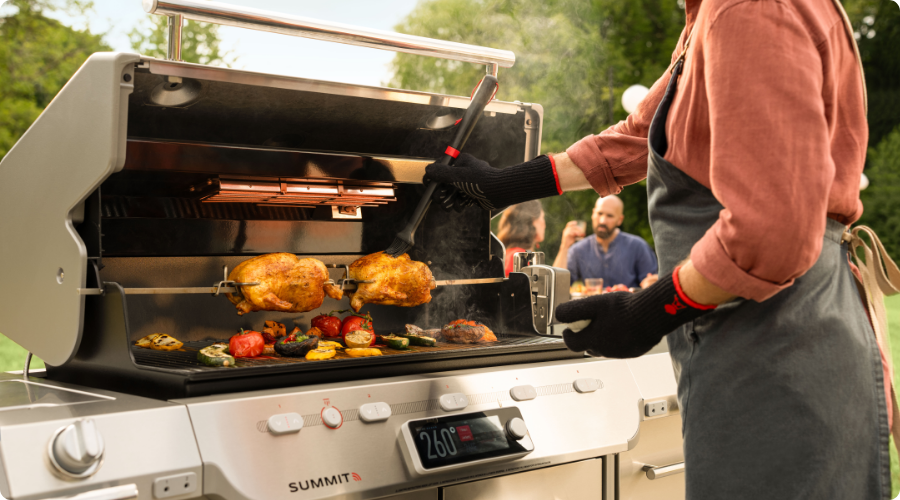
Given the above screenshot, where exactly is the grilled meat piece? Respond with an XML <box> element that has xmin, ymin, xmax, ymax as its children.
<box><xmin>441</xmin><ymin>323</ymin><xmax>485</xmax><ymax>344</ymax></box>
<box><xmin>347</xmin><ymin>252</ymin><xmax>435</xmax><ymax>312</ymax></box>
<box><xmin>226</xmin><ymin>253</ymin><xmax>343</xmax><ymax>316</ymax></box>
<box><xmin>441</xmin><ymin>320</ymin><xmax>497</xmax><ymax>343</ymax></box>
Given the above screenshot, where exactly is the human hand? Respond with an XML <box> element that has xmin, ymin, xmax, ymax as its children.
<box><xmin>425</xmin><ymin>153</ymin><xmax>561</xmax><ymax>211</ymax></box>
<box><xmin>640</xmin><ymin>273</ymin><xmax>658</xmax><ymax>289</ymax></box>
<box><xmin>561</xmin><ymin>221</ymin><xmax>586</xmax><ymax>246</ymax></box>
<box><xmin>556</xmin><ymin>268</ymin><xmax>716</xmax><ymax>358</ymax></box>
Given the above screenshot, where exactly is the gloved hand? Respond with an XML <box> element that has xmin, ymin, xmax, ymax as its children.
<box><xmin>424</xmin><ymin>153</ymin><xmax>562</xmax><ymax>211</ymax></box>
<box><xmin>556</xmin><ymin>267</ymin><xmax>717</xmax><ymax>359</ymax></box>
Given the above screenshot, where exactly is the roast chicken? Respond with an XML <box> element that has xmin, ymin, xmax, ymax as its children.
<box><xmin>347</xmin><ymin>252</ymin><xmax>435</xmax><ymax>312</ymax></box>
<box><xmin>226</xmin><ymin>253</ymin><xmax>343</xmax><ymax>315</ymax></box>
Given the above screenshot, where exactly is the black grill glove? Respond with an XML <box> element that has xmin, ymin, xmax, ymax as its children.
<box><xmin>556</xmin><ymin>267</ymin><xmax>717</xmax><ymax>359</ymax></box>
<box><xmin>424</xmin><ymin>153</ymin><xmax>561</xmax><ymax>211</ymax></box>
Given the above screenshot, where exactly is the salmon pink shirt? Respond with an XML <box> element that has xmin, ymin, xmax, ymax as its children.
<box><xmin>565</xmin><ymin>0</ymin><xmax>867</xmax><ymax>302</ymax></box>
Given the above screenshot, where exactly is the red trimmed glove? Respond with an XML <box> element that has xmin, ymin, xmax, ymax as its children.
<box><xmin>424</xmin><ymin>153</ymin><xmax>562</xmax><ymax>211</ymax></box>
<box><xmin>556</xmin><ymin>266</ymin><xmax>716</xmax><ymax>359</ymax></box>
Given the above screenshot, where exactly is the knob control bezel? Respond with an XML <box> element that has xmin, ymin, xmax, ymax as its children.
<box><xmin>47</xmin><ymin>423</ymin><xmax>104</xmax><ymax>480</ymax></box>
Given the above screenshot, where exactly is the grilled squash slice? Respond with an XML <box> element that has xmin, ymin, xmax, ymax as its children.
<box><xmin>150</xmin><ymin>334</ymin><xmax>183</xmax><ymax>351</ymax></box>
<box><xmin>318</xmin><ymin>340</ymin><xmax>343</xmax><ymax>350</ymax></box>
<box><xmin>345</xmin><ymin>348</ymin><xmax>382</xmax><ymax>357</ymax></box>
<box><xmin>306</xmin><ymin>348</ymin><xmax>337</xmax><ymax>360</ymax></box>
<box><xmin>135</xmin><ymin>333</ymin><xmax>163</xmax><ymax>348</ymax></box>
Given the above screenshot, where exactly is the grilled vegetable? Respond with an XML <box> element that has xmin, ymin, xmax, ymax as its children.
<box><xmin>264</xmin><ymin>320</ymin><xmax>287</xmax><ymax>337</ymax></box>
<box><xmin>405</xmin><ymin>324</ymin><xmax>441</xmax><ymax>342</ymax></box>
<box><xmin>306</xmin><ymin>348</ymin><xmax>337</xmax><ymax>360</ymax></box>
<box><xmin>197</xmin><ymin>343</ymin><xmax>235</xmax><ymax>367</ymax></box>
<box><xmin>380</xmin><ymin>335</ymin><xmax>410</xmax><ymax>350</ymax></box>
<box><xmin>150</xmin><ymin>334</ymin><xmax>183</xmax><ymax>351</ymax></box>
<box><xmin>345</xmin><ymin>348</ymin><xmax>382</xmax><ymax>357</ymax></box>
<box><xmin>345</xmin><ymin>330</ymin><xmax>374</xmax><ymax>349</ymax></box>
<box><xmin>230</xmin><ymin>329</ymin><xmax>266</xmax><ymax>357</ymax></box>
<box><xmin>398</xmin><ymin>332</ymin><xmax>436</xmax><ymax>347</ymax></box>
<box><xmin>274</xmin><ymin>334</ymin><xmax>318</xmax><ymax>357</ymax></box>
<box><xmin>135</xmin><ymin>333</ymin><xmax>163</xmax><ymax>348</ymax></box>
<box><xmin>318</xmin><ymin>340</ymin><xmax>343</xmax><ymax>350</ymax></box>
<box><xmin>341</xmin><ymin>313</ymin><xmax>374</xmax><ymax>345</ymax></box>
<box><xmin>311</xmin><ymin>310</ymin><xmax>347</xmax><ymax>338</ymax></box>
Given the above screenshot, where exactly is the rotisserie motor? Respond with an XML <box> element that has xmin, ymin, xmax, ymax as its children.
<box><xmin>347</xmin><ymin>252</ymin><xmax>435</xmax><ymax>312</ymax></box>
<box><xmin>226</xmin><ymin>253</ymin><xmax>343</xmax><ymax>315</ymax></box>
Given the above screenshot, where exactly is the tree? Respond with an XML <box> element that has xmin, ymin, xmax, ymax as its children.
<box><xmin>858</xmin><ymin>125</ymin><xmax>900</xmax><ymax>258</ymax></box>
<box><xmin>129</xmin><ymin>14</ymin><xmax>231</xmax><ymax>66</ymax></box>
<box><xmin>388</xmin><ymin>0</ymin><xmax>684</xmax><ymax>259</ymax></box>
<box><xmin>0</xmin><ymin>0</ymin><xmax>109</xmax><ymax>161</ymax></box>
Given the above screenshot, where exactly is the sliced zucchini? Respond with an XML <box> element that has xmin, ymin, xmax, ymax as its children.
<box><xmin>345</xmin><ymin>348</ymin><xmax>382</xmax><ymax>358</ymax></box>
<box><xmin>150</xmin><ymin>334</ymin><xmax>183</xmax><ymax>351</ymax></box>
<box><xmin>399</xmin><ymin>332</ymin><xmax>437</xmax><ymax>347</ymax></box>
<box><xmin>135</xmin><ymin>333</ymin><xmax>163</xmax><ymax>348</ymax></box>
<box><xmin>380</xmin><ymin>335</ymin><xmax>410</xmax><ymax>350</ymax></box>
<box><xmin>306</xmin><ymin>348</ymin><xmax>337</xmax><ymax>361</ymax></box>
<box><xmin>198</xmin><ymin>343</ymin><xmax>235</xmax><ymax>367</ymax></box>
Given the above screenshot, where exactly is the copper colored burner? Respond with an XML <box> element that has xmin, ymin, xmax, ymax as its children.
<box><xmin>198</xmin><ymin>176</ymin><xmax>396</xmax><ymax>209</ymax></box>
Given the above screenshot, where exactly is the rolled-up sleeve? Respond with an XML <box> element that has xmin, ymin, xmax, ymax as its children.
<box><xmin>565</xmin><ymin>43</ymin><xmax>679</xmax><ymax>196</ymax></box>
<box><xmin>690</xmin><ymin>2</ymin><xmax>832</xmax><ymax>302</ymax></box>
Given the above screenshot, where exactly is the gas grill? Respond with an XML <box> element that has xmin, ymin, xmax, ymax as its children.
<box><xmin>0</xmin><ymin>2</ymin><xmax>686</xmax><ymax>499</ymax></box>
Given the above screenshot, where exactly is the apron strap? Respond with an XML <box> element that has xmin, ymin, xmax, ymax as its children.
<box><xmin>844</xmin><ymin>226</ymin><xmax>900</xmax><ymax>454</ymax></box>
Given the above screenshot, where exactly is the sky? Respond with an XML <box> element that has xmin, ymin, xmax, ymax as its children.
<box><xmin>4</xmin><ymin>0</ymin><xmax>423</xmax><ymax>87</ymax></box>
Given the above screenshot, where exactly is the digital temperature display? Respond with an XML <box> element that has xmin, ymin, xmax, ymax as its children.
<box><xmin>408</xmin><ymin>411</ymin><xmax>530</xmax><ymax>469</ymax></box>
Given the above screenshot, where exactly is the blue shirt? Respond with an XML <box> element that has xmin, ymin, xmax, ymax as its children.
<box><xmin>566</xmin><ymin>231</ymin><xmax>658</xmax><ymax>288</ymax></box>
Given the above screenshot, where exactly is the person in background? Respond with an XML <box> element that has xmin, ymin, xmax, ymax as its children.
<box><xmin>496</xmin><ymin>200</ymin><xmax>545</xmax><ymax>277</ymax></box>
<box><xmin>553</xmin><ymin>195</ymin><xmax>658</xmax><ymax>288</ymax></box>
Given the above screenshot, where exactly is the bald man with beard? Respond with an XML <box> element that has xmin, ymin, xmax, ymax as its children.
<box><xmin>553</xmin><ymin>195</ymin><xmax>658</xmax><ymax>289</ymax></box>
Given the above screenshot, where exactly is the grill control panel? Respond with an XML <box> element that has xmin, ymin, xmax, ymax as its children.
<box><xmin>402</xmin><ymin>407</ymin><xmax>535</xmax><ymax>475</ymax></box>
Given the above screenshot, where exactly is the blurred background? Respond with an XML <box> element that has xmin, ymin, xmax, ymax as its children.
<box><xmin>1</xmin><ymin>0</ymin><xmax>899</xmax><ymax>485</ymax></box>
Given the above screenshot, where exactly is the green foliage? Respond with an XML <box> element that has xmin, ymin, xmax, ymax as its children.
<box><xmin>389</xmin><ymin>0</ymin><xmax>683</xmax><ymax>258</ymax></box>
<box><xmin>842</xmin><ymin>0</ymin><xmax>900</xmax><ymax>149</ymax></box>
<box><xmin>0</xmin><ymin>0</ymin><xmax>109</xmax><ymax>160</ymax></box>
<box><xmin>129</xmin><ymin>15</ymin><xmax>231</xmax><ymax>66</ymax></box>
<box><xmin>858</xmin><ymin>124</ymin><xmax>900</xmax><ymax>259</ymax></box>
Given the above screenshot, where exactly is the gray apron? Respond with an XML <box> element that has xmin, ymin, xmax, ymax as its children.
<box><xmin>646</xmin><ymin>58</ymin><xmax>892</xmax><ymax>498</ymax></box>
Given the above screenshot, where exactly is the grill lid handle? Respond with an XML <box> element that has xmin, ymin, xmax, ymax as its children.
<box><xmin>142</xmin><ymin>0</ymin><xmax>515</xmax><ymax>75</ymax></box>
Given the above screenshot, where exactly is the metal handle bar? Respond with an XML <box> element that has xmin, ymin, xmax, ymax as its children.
<box><xmin>142</xmin><ymin>0</ymin><xmax>515</xmax><ymax>74</ymax></box>
<box><xmin>642</xmin><ymin>462</ymin><xmax>685</xmax><ymax>480</ymax></box>
<box><xmin>42</xmin><ymin>484</ymin><xmax>139</xmax><ymax>500</ymax></box>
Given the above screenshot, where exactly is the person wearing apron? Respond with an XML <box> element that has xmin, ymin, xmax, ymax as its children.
<box><xmin>425</xmin><ymin>0</ymin><xmax>891</xmax><ymax>496</ymax></box>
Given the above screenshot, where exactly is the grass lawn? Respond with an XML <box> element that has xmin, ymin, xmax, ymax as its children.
<box><xmin>1</xmin><ymin>297</ymin><xmax>899</xmax><ymax>491</ymax></box>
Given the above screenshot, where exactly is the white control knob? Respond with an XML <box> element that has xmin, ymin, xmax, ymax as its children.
<box><xmin>50</xmin><ymin>419</ymin><xmax>104</xmax><ymax>477</ymax></box>
<box><xmin>506</xmin><ymin>417</ymin><xmax>528</xmax><ymax>440</ymax></box>
<box><xmin>322</xmin><ymin>407</ymin><xmax>343</xmax><ymax>429</ymax></box>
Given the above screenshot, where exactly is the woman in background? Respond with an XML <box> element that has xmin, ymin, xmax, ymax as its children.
<box><xmin>496</xmin><ymin>200</ymin><xmax>545</xmax><ymax>276</ymax></box>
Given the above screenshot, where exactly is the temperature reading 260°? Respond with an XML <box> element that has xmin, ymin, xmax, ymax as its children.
<box><xmin>418</xmin><ymin>428</ymin><xmax>458</xmax><ymax>459</ymax></box>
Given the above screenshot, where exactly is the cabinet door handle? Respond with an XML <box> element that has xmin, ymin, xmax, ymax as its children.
<box><xmin>643</xmin><ymin>462</ymin><xmax>685</xmax><ymax>480</ymax></box>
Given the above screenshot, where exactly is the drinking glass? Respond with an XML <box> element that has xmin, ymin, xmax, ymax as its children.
<box><xmin>585</xmin><ymin>278</ymin><xmax>604</xmax><ymax>295</ymax></box>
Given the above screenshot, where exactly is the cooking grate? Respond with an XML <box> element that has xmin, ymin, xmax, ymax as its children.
<box><xmin>132</xmin><ymin>335</ymin><xmax>565</xmax><ymax>375</ymax></box>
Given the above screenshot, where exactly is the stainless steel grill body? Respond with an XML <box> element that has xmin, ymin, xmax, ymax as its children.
<box><xmin>0</xmin><ymin>354</ymin><xmax>683</xmax><ymax>500</ymax></box>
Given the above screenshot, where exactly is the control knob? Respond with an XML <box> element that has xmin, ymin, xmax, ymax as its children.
<box><xmin>506</xmin><ymin>417</ymin><xmax>528</xmax><ymax>440</ymax></box>
<box><xmin>49</xmin><ymin>419</ymin><xmax>104</xmax><ymax>478</ymax></box>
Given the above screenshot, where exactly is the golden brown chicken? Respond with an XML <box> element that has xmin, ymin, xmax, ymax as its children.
<box><xmin>347</xmin><ymin>252</ymin><xmax>435</xmax><ymax>312</ymax></box>
<box><xmin>226</xmin><ymin>253</ymin><xmax>343</xmax><ymax>315</ymax></box>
